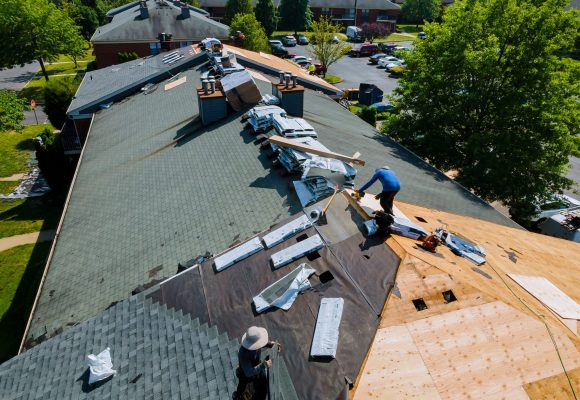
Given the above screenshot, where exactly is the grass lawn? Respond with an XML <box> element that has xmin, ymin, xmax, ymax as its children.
<box><xmin>0</xmin><ymin>242</ymin><xmax>52</xmax><ymax>362</ymax></box>
<box><xmin>53</xmin><ymin>47</ymin><xmax>95</xmax><ymax>63</ymax></box>
<box><xmin>323</xmin><ymin>74</ymin><xmax>343</xmax><ymax>84</ymax></box>
<box><xmin>0</xmin><ymin>195</ymin><xmax>63</xmax><ymax>240</ymax></box>
<box><xmin>397</xmin><ymin>24</ymin><xmax>424</xmax><ymax>36</ymax></box>
<box><xmin>37</xmin><ymin>63</ymin><xmax>87</xmax><ymax>77</ymax></box>
<box><xmin>0</xmin><ymin>124</ymin><xmax>52</xmax><ymax>178</ymax></box>
<box><xmin>375</xmin><ymin>33</ymin><xmax>416</xmax><ymax>42</ymax></box>
<box><xmin>20</xmin><ymin>75</ymin><xmax>82</xmax><ymax>103</ymax></box>
<box><xmin>0</xmin><ymin>182</ymin><xmax>19</xmax><ymax>195</ymax></box>
<box><xmin>271</xmin><ymin>31</ymin><xmax>348</xmax><ymax>41</ymax></box>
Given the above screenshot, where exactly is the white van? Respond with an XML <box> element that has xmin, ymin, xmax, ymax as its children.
<box><xmin>346</xmin><ymin>26</ymin><xmax>363</xmax><ymax>42</ymax></box>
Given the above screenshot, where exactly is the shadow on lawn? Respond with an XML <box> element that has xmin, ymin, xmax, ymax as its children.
<box><xmin>0</xmin><ymin>193</ymin><xmax>66</xmax><ymax>363</ymax></box>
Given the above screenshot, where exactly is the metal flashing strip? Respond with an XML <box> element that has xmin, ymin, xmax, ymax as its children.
<box><xmin>270</xmin><ymin>235</ymin><xmax>324</xmax><ymax>269</ymax></box>
<box><xmin>262</xmin><ymin>214</ymin><xmax>313</xmax><ymax>248</ymax></box>
<box><xmin>214</xmin><ymin>237</ymin><xmax>264</xmax><ymax>272</ymax></box>
<box><xmin>310</xmin><ymin>298</ymin><xmax>344</xmax><ymax>359</ymax></box>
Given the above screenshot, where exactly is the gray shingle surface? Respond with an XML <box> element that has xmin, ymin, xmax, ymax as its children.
<box><xmin>1</xmin><ymin>295</ymin><xmax>240</xmax><ymax>400</ymax></box>
<box><xmin>27</xmin><ymin>66</ymin><xmax>519</xmax><ymax>345</ymax></box>
<box><xmin>91</xmin><ymin>0</ymin><xmax>229</xmax><ymax>43</ymax></box>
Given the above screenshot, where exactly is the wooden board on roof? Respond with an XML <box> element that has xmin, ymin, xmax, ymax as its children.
<box><xmin>524</xmin><ymin>367</ymin><xmax>580</xmax><ymax>400</ymax></box>
<box><xmin>507</xmin><ymin>274</ymin><xmax>580</xmax><ymax>320</ymax></box>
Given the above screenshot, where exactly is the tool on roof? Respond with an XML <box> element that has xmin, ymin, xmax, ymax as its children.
<box><xmin>268</xmin><ymin>135</ymin><xmax>365</xmax><ymax>166</ymax></box>
<box><xmin>418</xmin><ymin>232</ymin><xmax>441</xmax><ymax>253</ymax></box>
<box><xmin>317</xmin><ymin>185</ymin><xmax>340</xmax><ymax>225</ymax></box>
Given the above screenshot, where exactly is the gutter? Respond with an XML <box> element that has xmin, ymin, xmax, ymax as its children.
<box><xmin>18</xmin><ymin>113</ymin><xmax>96</xmax><ymax>353</ymax></box>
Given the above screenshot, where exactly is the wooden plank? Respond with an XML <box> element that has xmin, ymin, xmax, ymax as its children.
<box><xmin>508</xmin><ymin>274</ymin><xmax>580</xmax><ymax>320</ymax></box>
<box><xmin>268</xmin><ymin>135</ymin><xmax>366</xmax><ymax>166</ymax></box>
<box><xmin>164</xmin><ymin>76</ymin><xmax>187</xmax><ymax>91</ymax></box>
<box><xmin>524</xmin><ymin>367</ymin><xmax>580</xmax><ymax>400</ymax></box>
<box><xmin>353</xmin><ymin>325</ymin><xmax>442</xmax><ymax>400</ymax></box>
<box><xmin>405</xmin><ymin>301</ymin><xmax>580</xmax><ymax>400</ymax></box>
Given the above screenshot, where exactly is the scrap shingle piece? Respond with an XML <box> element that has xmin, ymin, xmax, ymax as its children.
<box><xmin>214</xmin><ymin>237</ymin><xmax>264</xmax><ymax>272</ymax></box>
<box><xmin>270</xmin><ymin>234</ymin><xmax>324</xmax><ymax>269</ymax></box>
<box><xmin>262</xmin><ymin>214</ymin><xmax>312</xmax><ymax>248</ymax></box>
<box><xmin>310</xmin><ymin>298</ymin><xmax>344</xmax><ymax>359</ymax></box>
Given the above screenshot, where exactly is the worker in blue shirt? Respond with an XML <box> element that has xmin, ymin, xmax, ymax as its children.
<box><xmin>355</xmin><ymin>165</ymin><xmax>401</xmax><ymax>215</ymax></box>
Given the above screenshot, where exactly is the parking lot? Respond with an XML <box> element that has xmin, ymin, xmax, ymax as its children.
<box><xmin>287</xmin><ymin>41</ymin><xmax>413</xmax><ymax>95</ymax></box>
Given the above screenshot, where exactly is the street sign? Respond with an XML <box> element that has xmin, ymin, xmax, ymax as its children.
<box><xmin>30</xmin><ymin>99</ymin><xmax>36</xmax><ymax>109</ymax></box>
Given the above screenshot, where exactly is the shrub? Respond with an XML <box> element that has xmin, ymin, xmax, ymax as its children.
<box><xmin>357</xmin><ymin>106</ymin><xmax>377</xmax><ymax>126</ymax></box>
<box><xmin>117</xmin><ymin>51</ymin><xmax>139</xmax><ymax>63</ymax></box>
<box><xmin>43</xmin><ymin>77</ymin><xmax>79</xmax><ymax>129</ymax></box>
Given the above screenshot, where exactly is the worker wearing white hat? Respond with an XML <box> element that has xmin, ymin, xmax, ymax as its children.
<box><xmin>234</xmin><ymin>326</ymin><xmax>281</xmax><ymax>400</ymax></box>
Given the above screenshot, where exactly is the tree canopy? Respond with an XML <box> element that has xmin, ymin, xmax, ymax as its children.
<box><xmin>278</xmin><ymin>0</ymin><xmax>312</xmax><ymax>35</ymax></box>
<box><xmin>0</xmin><ymin>90</ymin><xmax>26</xmax><ymax>132</ymax></box>
<box><xmin>0</xmin><ymin>0</ymin><xmax>84</xmax><ymax>81</ymax></box>
<box><xmin>307</xmin><ymin>17</ymin><xmax>349</xmax><ymax>76</ymax></box>
<box><xmin>401</xmin><ymin>0</ymin><xmax>440</xmax><ymax>27</ymax></box>
<box><xmin>44</xmin><ymin>77</ymin><xmax>79</xmax><ymax>129</ymax></box>
<box><xmin>229</xmin><ymin>13</ymin><xmax>271</xmax><ymax>54</ymax></box>
<box><xmin>255</xmin><ymin>0</ymin><xmax>278</xmax><ymax>37</ymax></box>
<box><xmin>361</xmin><ymin>22</ymin><xmax>390</xmax><ymax>42</ymax></box>
<box><xmin>225</xmin><ymin>0</ymin><xmax>253</xmax><ymax>25</ymax></box>
<box><xmin>383</xmin><ymin>0</ymin><xmax>580</xmax><ymax>216</ymax></box>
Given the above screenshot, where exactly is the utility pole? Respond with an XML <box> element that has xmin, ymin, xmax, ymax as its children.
<box><xmin>354</xmin><ymin>0</ymin><xmax>358</xmax><ymax>26</ymax></box>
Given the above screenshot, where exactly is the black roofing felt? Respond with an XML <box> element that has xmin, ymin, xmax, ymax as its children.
<box><xmin>147</xmin><ymin>210</ymin><xmax>401</xmax><ymax>400</ymax></box>
<box><xmin>1</xmin><ymin>295</ymin><xmax>242</xmax><ymax>400</ymax></box>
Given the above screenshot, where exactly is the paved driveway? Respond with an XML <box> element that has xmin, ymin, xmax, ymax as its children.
<box><xmin>288</xmin><ymin>41</ymin><xmax>413</xmax><ymax>96</ymax></box>
<box><xmin>0</xmin><ymin>62</ymin><xmax>39</xmax><ymax>91</ymax></box>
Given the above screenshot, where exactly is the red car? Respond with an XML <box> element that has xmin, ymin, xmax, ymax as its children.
<box><xmin>349</xmin><ymin>44</ymin><xmax>380</xmax><ymax>57</ymax></box>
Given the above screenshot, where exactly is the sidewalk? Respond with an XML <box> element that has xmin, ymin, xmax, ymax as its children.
<box><xmin>0</xmin><ymin>230</ymin><xmax>56</xmax><ymax>253</ymax></box>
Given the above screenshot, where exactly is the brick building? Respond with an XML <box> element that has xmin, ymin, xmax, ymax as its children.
<box><xmin>91</xmin><ymin>0</ymin><xmax>230</xmax><ymax>67</ymax></box>
<box><xmin>198</xmin><ymin>0</ymin><xmax>400</xmax><ymax>30</ymax></box>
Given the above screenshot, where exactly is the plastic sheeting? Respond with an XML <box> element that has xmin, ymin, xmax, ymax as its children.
<box><xmin>87</xmin><ymin>347</ymin><xmax>116</xmax><ymax>385</ymax></box>
<box><xmin>253</xmin><ymin>263</ymin><xmax>316</xmax><ymax>313</ymax></box>
<box><xmin>0</xmin><ymin>168</ymin><xmax>50</xmax><ymax>199</ymax></box>
<box><xmin>310</xmin><ymin>298</ymin><xmax>344</xmax><ymax>358</ymax></box>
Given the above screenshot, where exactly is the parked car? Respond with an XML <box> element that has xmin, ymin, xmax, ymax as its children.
<box><xmin>290</xmin><ymin>55</ymin><xmax>310</xmax><ymax>64</ymax></box>
<box><xmin>378</xmin><ymin>42</ymin><xmax>398</xmax><ymax>54</ymax></box>
<box><xmin>269</xmin><ymin>40</ymin><xmax>283</xmax><ymax>47</ymax></box>
<box><xmin>271</xmin><ymin>45</ymin><xmax>289</xmax><ymax>58</ymax></box>
<box><xmin>294</xmin><ymin>59</ymin><xmax>312</xmax><ymax>69</ymax></box>
<box><xmin>309</xmin><ymin>63</ymin><xmax>327</xmax><ymax>76</ymax></box>
<box><xmin>384</xmin><ymin>60</ymin><xmax>405</xmax><ymax>71</ymax></box>
<box><xmin>296</xmin><ymin>34</ymin><xmax>309</xmax><ymax>45</ymax></box>
<box><xmin>369</xmin><ymin>53</ymin><xmax>388</xmax><ymax>64</ymax></box>
<box><xmin>509</xmin><ymin>194</ymin><xmax>580</xmax><ymax>226</ymax></box>
<box><xmin>349</xmin><ymin>44</ymin><xmax>380</xmax><ymax>57</ymax></box>
<box><xmin>369</xmin><ymin>102</ymin><xmax>395</xmax><ymax>113</ymax></box>
<box><xmin>377</xmin><ymin>56</ymin><xmax>403</xmax><ymax>68</ymax></box>
<box><xmin>282</xmin><ymin>35</ymin><xmax>297</xmax><ymax>46</ymax></box>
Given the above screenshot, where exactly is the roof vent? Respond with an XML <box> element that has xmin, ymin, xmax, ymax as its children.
<box><xmin>272</xmin><ymin>73</ymin><xmax>304</xmax><ymax>117</ymax></box>
<box><xmin>139</xmin><ymin>1</ymin><xmax>149</xmax><ymax>19</ymax></box>
<box><xmin>180</xmin><ymin>4</ymin><xmax>190</xmax><ymax>18</ymax></box>
<box><xmin>197</xmin><ymin>76</ymin><xmax>227</xmax><ymax>126</ymax></box>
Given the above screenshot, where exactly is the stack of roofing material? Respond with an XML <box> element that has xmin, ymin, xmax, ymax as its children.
<box><xmin>262</xmin><ymin>214</ymin><xmax>313</xmax><ymax>248</ymax></box>
<box><xmin>211</xmin><ymin>53</ymin><xmax>245</xmax><ymax>76</ymax></box>
<box><xmin>272</xmin><ymin>114</ymin><xmax>317</xmax><ymax>138</ymax></box>
<box><xmin>293</xmin><ymin>176</ymin><xmax>339</xmax><ymax>207</ymax></box>
<box><xmin>435</xmin><ymin>228</ymin><xmax>486</xmax><ymax>265</ymax></box>
<box><xmin>219</xmin><ymin>70</ymin><xmax>262</xmax><ymax>111</ymax></box>
<box><xmin>246</xmin><ymin>105</ymin><xmax>287</xmax><ymax>133</ymax></box>
<box><xmin>214</xmin><ymin>237</ymin><xmax>264</xmax><ymax>272</ymax></box>
<box><xmin>199</xmin><ymin>37</ymin><xmax>223</xmax><ymax>56</ymax></box>
<box><xmin>270</xmin><ymin>234</ymin><xmax>324</xmax><ymax>269</ymax></box>
<box><xmin>310</xmin><ymin>298</ymin><xmax>344</xmax><ymax>359</ymax></box>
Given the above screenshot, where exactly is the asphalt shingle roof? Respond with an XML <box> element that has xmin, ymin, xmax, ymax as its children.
<box><xmin>1</xmin><ymin>294</ymin><xmax>241</xmax><ymax>400</ymax></box>
<box><xmin>27</xmin><ymin>62</ymin><xmax>519</xmax><ymax>344</ymax></box>
<box><xmin>91</xmin><ymin>0</ymin><xmax>229</xmax><ymax>43</ymax></box>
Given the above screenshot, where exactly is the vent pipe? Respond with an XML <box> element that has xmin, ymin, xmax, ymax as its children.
<box><xmin>278</xmin><ymin>71</ymin><xmax>285</xmax><ymax>84</ymax></box>
<box><xmin>208</xmin><ymin>78</ymin><xmax>216</xmax><ymax>93</ymax></box>
<box><xmin>284</xmin><ymin>74</ymin><xmax>290</xmax><ymax>89</ymax></box>
<box><xmin>201</xmin><ymin>79</ymin><xmax>208</xmax><ymax>95</ymax></box>
<box><xmin>291</xmin><ymin>75</ymin><xmax>297</xmax><ymax>88</ymax></box>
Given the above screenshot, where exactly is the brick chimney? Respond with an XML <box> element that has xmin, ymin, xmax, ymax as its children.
<box><xmin>272</xmin><ymin>72</ymin><xmax>304</xmax><ymax>117</ymax></box>
<box><xmin>197</xmin><ymin>77</ymin><xmax>227</xmax><ymax>126</ymax></box>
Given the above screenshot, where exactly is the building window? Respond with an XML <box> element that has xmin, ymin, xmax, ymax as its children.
<box><xmin>361</xmin><ymin>8</ymin><xmax>369</xmax><ymax>22</ymax></box>
<box><xmin>180</xmin><ymin>41</ymin><xmax>192</xmax><ymax>47</ymax></box>
<box><xmin>321</xmin><ymin>7</ymin><xmax>330</xmax><ymax>14</ymax></box>
<box><xmin>150</xmin><ymin>42</ymin><xmax>161</xmax><ymax>55</ymax></box>
<box><xmin>344</xmin><ymin>8</ymin><xmax>355</xmax><ymax>19</ymax></box>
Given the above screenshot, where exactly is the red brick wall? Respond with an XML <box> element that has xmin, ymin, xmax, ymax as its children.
<box><xmin>73</xmin><ymin>117</ymin><xmax>92</xmax><ymax>146</ymax></box>
<box><xmin>93</xmin><ymin>42</ymin><xmax>151</xmax><ymax>68</ymax></box>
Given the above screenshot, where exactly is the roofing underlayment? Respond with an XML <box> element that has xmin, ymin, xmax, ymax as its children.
<box><xmin>26</xmin><ymin>62</ymin><xmax>520</xmax><ymax>347</ymax></box>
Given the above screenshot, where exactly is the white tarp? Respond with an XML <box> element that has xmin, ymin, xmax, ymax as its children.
<box><xmin>253</xmin><ymin>263</ymin><xmax>315</xmax><ymax>313</ymax></box>
<box><xmin>87</xmin><ymin>347</ymin><xmax>116</xmax><ymax>385</ymax></box>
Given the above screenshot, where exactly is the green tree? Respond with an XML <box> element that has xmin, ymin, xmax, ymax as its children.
<box><xmin>383</xmin><ymin>0</ymin><xmax>580</xmax><ymax>216</ymax></box>
<box><xmin>44</xmin><ymin>77</ymin><xmax>79</xmax><ymax>129</ymax></box>
<box><xmin>255</xmin><ymin>0</ymin><xmax>278</xmax><ymax>37</ymax></box>
<box><xmin>307</xmin><ymin>17</ymin><xmax>350</xmax><ymax>77</ymax></box>
<box><xmin>0</xmin><ymin>0</ymin><xmax>84</xmax><ymax>81</ymax></box>
<box><xmin>0</xmin><ymin>90</ymin><xmax>26</xmax><ymax>132</ymax></box>
<box><xmin>358</xmin><ymin>106</ymin><xmax>377</xmax><ymax>126</ymax></box>
<box><xmin>225</xmin><ymin>0</ymin><xmax>253</xmax><ymax>25</ymax></box>
<box><xmin>401</xmin><ymin>0</ymin><xmax>440</xmax><ymax>27</ymax></box>
<box><xmin>62</xmin><ymin>0</ymin><xmax>100</xmax><ymax>39</ymax></box>
<box><xmin>278</xmin><ymin>0</ymin><xmax>312</xmax><ymax>35</ymax></box>
<box><xmin>229</xmin><ymin>14</ymin><xmax>271</xmax><ymax>53</ymax></box>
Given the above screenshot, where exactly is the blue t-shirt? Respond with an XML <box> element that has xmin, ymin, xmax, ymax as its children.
<box><xmin>360</xmin><ymin>168</ymin><xmax>401</xmax><ymax>193</ymax></box>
